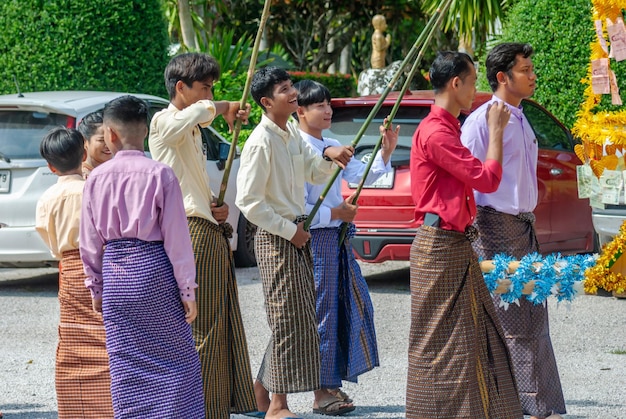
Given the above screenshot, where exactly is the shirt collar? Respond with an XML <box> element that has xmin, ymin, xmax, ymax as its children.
<box><xmin>490</xmin><ymin>95</ymin><xmax>524</xmax><ymax>119</ymax></box>
<box><xmin>57</xmin><ymin>173</ymin><xmax>84</xmax><ymax>183</ymax></box>
<box><xmin>261</xmin><ymin>114</ymin><xmax>291</xmax><ymax>143</ymax></box>
<box><xmin>298</xmin><ymin>129</ymin><xmax>325</xmax><ymax>149</ymax></box>
<box><xmin>430</xmin><ymin>105</ymin><xmax>461</xmax><ymax>131</ymax></box>
<box><xmin>113</xmin><ymin>150</ymin><xmax>146</xmax><ymax>158</ymax></box>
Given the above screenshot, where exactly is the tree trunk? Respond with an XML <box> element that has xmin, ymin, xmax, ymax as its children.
<box><xmin>458</xmin><ymin>34</ymin><xmax>474</xmax><ymax>59</ymax></box>
<box><xmin>339</xmin><ymin>44</ymin><xmax>351</xmax><ymax>74</ymax></box>
<box><xmin>178</xmin><ymin>0</ymin><xmax>199</xmax><ymax>51</ymax></box>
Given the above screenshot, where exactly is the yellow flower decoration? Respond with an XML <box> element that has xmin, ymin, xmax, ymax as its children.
<box><xmin>584</xmin><ymin>220</ymin><xmax>626</xmax><ymax>294</ymax></box>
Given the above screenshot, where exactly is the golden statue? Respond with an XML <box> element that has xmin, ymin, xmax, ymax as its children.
<box><xmin>371</xmin><ymin>14</ymin><xmax>391</xmax><ymax>69</ymax></box>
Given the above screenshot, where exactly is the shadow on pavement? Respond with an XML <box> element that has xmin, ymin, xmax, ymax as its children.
<box><xmin>0</xmin><ymin>404</ymin><xmax>57</xmax><ymax>419</ymax></box>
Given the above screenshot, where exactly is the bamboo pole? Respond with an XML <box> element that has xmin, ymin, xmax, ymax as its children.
<box><xmin>335</xmin><ymin>0</ymin><xmax>453</xmax><ymax>243</ymax></box>
<box><xmin>303</xmin><ymin>0</ymin><xmax>453</xmax><ymax>231</ymax></box>
<box><xmin>216</xmin><ymin>0</ymin><xmax>271</xmax><ymax>206</ymax></box>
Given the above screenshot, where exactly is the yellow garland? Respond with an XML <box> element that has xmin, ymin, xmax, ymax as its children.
<box><xmin>571</xmin><ymin>1</ymin><xmax>626</xmax><ymax>149</ymax></box>
<box><xmin>584</xmin><ymin>220</ymin><xmax>626</xmax><ymax>294</ymax></box>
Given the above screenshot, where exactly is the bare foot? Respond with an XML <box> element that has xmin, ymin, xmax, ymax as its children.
<box><xmin>313</xmin><ymin>391</ymin><xmax>354</xmax><ymax>416</ymax></box>
<box><xmin>326</xmin><ymin>388</ymin><xmax>353</xmax><ymax>403</ymax></box>
<box><xmin>254</xmin><ymin>379</ymin><xmax>271</xmax><ymax>413</ymax></box>
<box><xmin>265</xmin><ymin>408</ymin><xmax>298</xmax><ymax>419</ymax></box>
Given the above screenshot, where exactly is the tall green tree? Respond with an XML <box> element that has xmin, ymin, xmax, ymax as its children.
<box><xmin>420</xmin><ymin>0</ymin><xmax>509</xmax><ymax>57</ymax></box>
<box><xmin>165</xmin><ymin>0</ymin><xmax>435</xmax><ymax>77</ymax></box>
<box><xmin>0</xmin><ymin>0</ymin><xmax>170</xmax><ymax>97</ymax></box>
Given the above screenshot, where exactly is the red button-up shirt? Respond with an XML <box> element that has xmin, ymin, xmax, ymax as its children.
<box><xmin>410</xmin><ymin>105</ymin><xmax>502</xmax><ymax>232</ymax></box>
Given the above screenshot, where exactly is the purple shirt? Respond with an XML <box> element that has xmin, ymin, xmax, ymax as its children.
<box><xmin>461</xmin><ymin>96</ymin><xmax>538</xmax><ymax>214</ymax></box>
<box><xmin>80</xmin><ymin>150</ymin><xmax>197</xmax><ymax>301</ymax></box>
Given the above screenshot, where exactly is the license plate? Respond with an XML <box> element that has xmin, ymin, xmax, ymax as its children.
<box><xmin>348</xmin><ymin>169</ymin><xmax>395</xmax><ymax>189</ymax></box>
<box><xmin>0</xmin><ymin>170</ymin><xmax>9</xmax><ymax>193</ymax></box>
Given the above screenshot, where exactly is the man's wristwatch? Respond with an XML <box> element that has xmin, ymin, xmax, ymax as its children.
<box><xmin>322</xmin><ymin>145</ymin><xmax>332</xmax><ymax>161</ymax></box>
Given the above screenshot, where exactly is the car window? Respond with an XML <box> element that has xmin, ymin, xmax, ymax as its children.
<box><xmin>522</xmin><ymin>100</ymin><xmax>572</xmax><ymax>151</ymax></box>
<box><xmin>143</xmin><ymin>101</ymin><xmax>168</xmax><ymax>150</ymax></box>
<box><xmin>200</xmin><ymin>127</ymin><xmax>222</xmax><ymax>161</ymax></box>
<box><xmin>0</xmin><ymin>111</ymin><xmax>70</xmax><ymax>160</ymax></box>
<box><xmin>327</xmin><ymin>105</ymin><xmax>430</xmax><ymax>149</ymax></box>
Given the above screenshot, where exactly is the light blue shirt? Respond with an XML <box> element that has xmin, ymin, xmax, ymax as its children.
<box><xmin>460</xmin><ymin>96</ymin><xmax>538</xmax><ymax>215</ymax></box>
<box><xmin>301</xmin><ymin>129</ymin><xmax>392</xmax><ymax>228</ymax></box>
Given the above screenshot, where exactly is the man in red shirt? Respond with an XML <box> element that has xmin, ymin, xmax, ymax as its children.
<box><xmin>406</xmin><ymin>51</ymin><xmax>523</xmax><ymax>419</ymax></box>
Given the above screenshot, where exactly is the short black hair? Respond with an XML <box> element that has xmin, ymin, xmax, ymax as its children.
<box><xmin>251</xmin><ymin>66</ymin><xmax>291</xmax><ymax>111</ymax></box>
<box><xmin>39</xmin><ymin>127</ymin><xmax>84</xmax><ymax>173</ymax></box>
<box><xmin>164</xmin><ymin>52</ymin><xmax>221</xmax><ymax>100</ymax></box>
<box><xmin>486</xmin><ymin>43</ymin><xmax>534</xmax><ymax>92</ymax></box>
<box><xmin>103</xmin><ymin>95</ymin><xmax>149</xmax><ymax>127</ymax></box>
<box><xmin>77</xmin><ymin>110</ymin><xmax>103</xmax><ymax>142</ymax></box>
<box><xmin>429</xmin><ymin>51</ymin><xmax>474</xmax><ymax>93</ymax></box>
<box><xmin>294</xmin><ymin>79</ymin><xmax>331</xmax><ymax>107</ymax></box>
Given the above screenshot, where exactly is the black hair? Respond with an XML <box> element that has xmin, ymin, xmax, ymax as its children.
<box><xmin>294</xmin><ymin>79</ymin><xmax>331</xmax><ymax>107</ymax></box>
<box><xmin>164</xmin><ymin>52</ymin><xmax>221</xmax><ymax>100</ymax></box>
<box><xmin>250</xmin><ymin>66</ymin><xmax>291</xmax><ymax>111</ymax></box>
<box><xmin>485</xmin><ymin>43</ymin><xmax>534</xmax><ymax>92</ymax></box>
<box><xmin>103</xmin><ymin>95</ymin><xmax>149</xmax><ymax>127</ymax></box>
<box><xmin>429</xmin><ymin>51</ymin><xmax>474</xmax><ymax>93</ymax></box>
<box><xmin>77</xmin><ymin>110</ymin><xmax>103</xmax><ymax>142</ymax></box>
<box><xmin>39</xmin><ymin>126</ymin><xmax>85</xmax><ymax>173</ymax></box>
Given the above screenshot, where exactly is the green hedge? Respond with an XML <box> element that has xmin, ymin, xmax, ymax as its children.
<box><xmin>0</xmin><ymin>0</ymin><xmax>169</xmax><ymax>97</ymax></box>
<box><xmin>488</xmin><ymin>0</ymin><xmax>594</xmax><ymax>129</ymax></box>
<box><xmin>289</xmin><ymin>71</ymin><xmax>357</xmax><ymax>98</ymax></box>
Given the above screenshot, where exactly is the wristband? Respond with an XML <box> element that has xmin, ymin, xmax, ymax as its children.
<box><xmin>322</xmin><ymin>145</ymin><xmax>332</xmax><ymax>161</ymax></box>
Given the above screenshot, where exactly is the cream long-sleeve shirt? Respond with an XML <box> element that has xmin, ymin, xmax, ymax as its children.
<box><xmin>236</xmin><ymin>115</ymin><xmax>335</xmax><ymax>241</ymax></box>
<box><xmin>148</xmin><ymin>101</ymin><xmax>219</xmax><ymax>224</ymax></box>
<box><xmin>35</xmin><ymin>174</ymin><xmax>84</xmax><ymax>259</ymax></box>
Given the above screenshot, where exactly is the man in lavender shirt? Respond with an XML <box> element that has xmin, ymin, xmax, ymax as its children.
<box><xmin>80</xmin><ymin>95</ymin><xmax>204</xmax><ymax>418</ymax></box>
<box><xmin>461</xmin><ymin>43</ymin><xmax>565</xmax><ymax>419</ymax></box>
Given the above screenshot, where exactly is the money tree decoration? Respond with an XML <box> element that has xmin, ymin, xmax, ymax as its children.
<box><xmin>572</xmin><ymin>0</ymin><xmax>626</xmax><ymax>295</ymax></box>
<box><xmin>572</xmin><ymin>1</ymin><xmax>626</xmax><ymax>189</ymax></box>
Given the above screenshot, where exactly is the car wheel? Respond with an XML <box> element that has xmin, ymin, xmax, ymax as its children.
<box><xmin>234</xmin><ymin>213</ymin><xmax>257</xmax><ymax>267</ymax></box>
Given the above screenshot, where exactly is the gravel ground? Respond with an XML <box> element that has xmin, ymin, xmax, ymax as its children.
<box><xmin>1</xmin><ymin>262</ymin><xmax>625</xmax><ymax>418</ymax></box>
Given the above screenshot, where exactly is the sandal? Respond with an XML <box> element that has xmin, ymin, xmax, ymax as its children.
<box><xmin>313</xmin><ymin>397</ymin><xmax>355</xmax><ymax>416</ymax></box>
<box><xmin>327</xmin><ymin>388</ymin><xmax>353</xmax><ymax>403</ymax></box>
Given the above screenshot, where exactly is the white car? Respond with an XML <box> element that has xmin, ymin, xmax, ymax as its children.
<box><xmin>0</xmin><ymin>91</ymin><xmax>256</xmax><ymax>268</ymax></box>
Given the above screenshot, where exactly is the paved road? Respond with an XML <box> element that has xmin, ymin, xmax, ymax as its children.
<box><xmin>1</xmin><ymin>263</ymin><xmax>625</xmax><ymax>418</ymax></box>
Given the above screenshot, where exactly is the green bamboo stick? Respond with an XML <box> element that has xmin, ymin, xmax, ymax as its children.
<box><xmin>337</xmin><ymin>0</ymin><xmax>453</xmax><ymax>244</ymax></box>
<box><xmin>216</xmin><ymin>0</ymin><xmax>272</xmax><ymax>206</ymax></box>
<box><xmin>303</xmin><ymin>0</ymin><xmax>453</xmax><ymax>231</ymax></box>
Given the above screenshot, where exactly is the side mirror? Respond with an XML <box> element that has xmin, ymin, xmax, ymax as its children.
<box><xmin>219</xmin><ymin>142</ymin><xmax>230</xmax><ymax>161</ymax></box>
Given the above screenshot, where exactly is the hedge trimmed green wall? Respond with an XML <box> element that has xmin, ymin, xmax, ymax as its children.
<box><xmin>493</xmin><ymin>0</ymin><xmax>594</xmax><ymax>128</ymax></box>
<box><xmin>0</xmin><ymin>0</ymin><xmax>169</xmax><ymax>97</ymax></box>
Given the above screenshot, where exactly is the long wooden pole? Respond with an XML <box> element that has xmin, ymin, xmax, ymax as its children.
<box><xmin>335</xmin><ymin>0</ymin><xmax>453</xmax><ymax>243</ymax></box>
<box><xmin>303</xmin><ymin>0</ymin><xmax>452</xmax><ymax>231</ymax></box>
<box><xmin>216</xmin><ymin>0</ymin><xmax>272</xmax><ymax>206</ymax></box>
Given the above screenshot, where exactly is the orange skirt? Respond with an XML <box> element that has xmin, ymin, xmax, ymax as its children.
<box><xmin>56</xmin><ymin>249</ymin><xmax>113</xmax><ymax>418</ymax></box>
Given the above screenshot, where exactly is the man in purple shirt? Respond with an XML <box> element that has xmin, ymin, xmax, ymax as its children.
<box><xmin>461</xmin><ymin>43</ymin><xmax>565</xmax><ymax>419</ymax></box>
<box><xmin>80</xmin><ymin>95</ymin><xmax>204</xmax><ymax>418</ymax></box>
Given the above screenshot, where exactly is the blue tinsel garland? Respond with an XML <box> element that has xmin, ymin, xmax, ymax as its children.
<box><xmin>483</xmin><ymin>252</ymin><xmax>597</xmax><ymax>308</ymax></box>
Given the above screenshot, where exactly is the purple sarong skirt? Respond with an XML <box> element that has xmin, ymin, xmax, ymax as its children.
<box><xmin>102</xmin><ymin>239</ymin><xmax>204</xmax><ymax>418</ymax></box>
